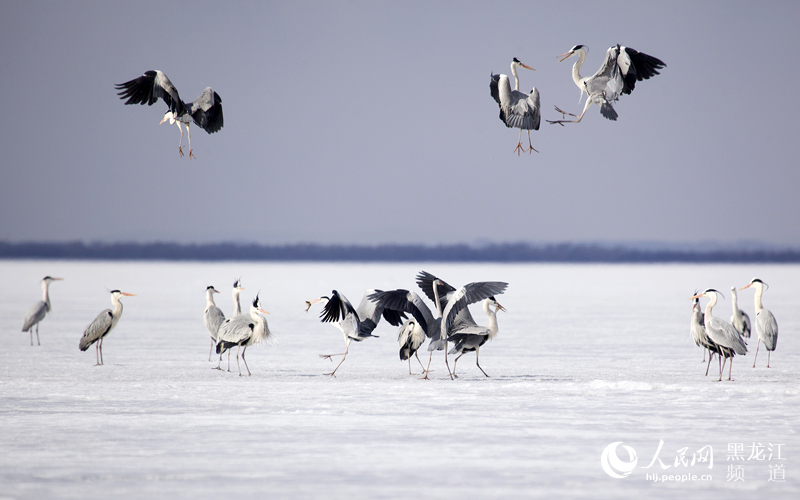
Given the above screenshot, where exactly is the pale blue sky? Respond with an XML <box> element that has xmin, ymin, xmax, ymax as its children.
<box><xmin>1</xmin><ymin>1</ymin><xmax>798</xmax><ymax>247</ymax></box>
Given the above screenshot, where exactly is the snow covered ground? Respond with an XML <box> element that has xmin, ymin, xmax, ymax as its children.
<box><xmin>1</xmin><ymin>260</ymin><xmax>797</xmax><ymax>499</ymax></box>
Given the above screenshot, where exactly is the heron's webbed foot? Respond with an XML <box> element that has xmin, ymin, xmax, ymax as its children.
<box><xmin>189</xmin><ymin>149</ymin><xmax>196</xmax><ymax>160</ymax></box>
<box><xmin>514</xmin><ymin>143</ymin><xmax>526</xmax><ymax>155</ymax></box>
<box><xmin>547</xmin><ymin>106</ymin><xmax>578</xmax><ymax>126</ymax></box>
<box><xmin>178</xmin><ymin>146</ymin><xmax>185</xmax><ymax>158</ymax></box>
<box><xmin>323</xmin><ymin>372</ymin><xmax>337</xmax><ymax>377</ymax></box>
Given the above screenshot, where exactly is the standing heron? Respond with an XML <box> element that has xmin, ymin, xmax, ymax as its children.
<box><xmin>691</xmin><ymin>292</ymin><xmax>723</xmax><ymax>376</ymax></box>
<box><xmin>489</xmin><ymin>58</ymin><xmax>540</xmax><ymax>154</ymax></box>
<box><xmin>115</xmin><ymin>70</ymin><xmax>223</xmax><ymax>159</ymax></box>
<box><xmin>689</xmin><ymin>289</ymin><xmax>747</xmax><ymax>381</ymax></box>
<box><xmin>216</xmin><ymin>294</ymin><xmax>272</xmax><ymax>376</ymax></box>
<box><xmin>448</xmin><ymin>296</ymin><xmax>506</xmax><ymax>378</ymax></box>
<box><xmin>730</xmin><ymin>286</ymin><xmax>751</xmax><ymax>340</ymax></box>
<box><xmin>21</xmin><ymin>276</ymin><xmax>63</xmax><ymax>346</ymax></box>
<box><xmin>203</xmin><ymin>286</ymin><xmax>225</xmax><ymax>361</ymax></box>
<box><xmin>306</xmin><ymin>290</ymin><xmax>405</xmax><ymax>377</ymax></box>
<box><xmin>546</xmin><ymin>44</ymin><xmax>665</xmax><ymax>125</ymax></box>
<box><xmin>79</xmin><ymin>290</ymin><xmax>135</xmax><ymax>366</ymax></box>
<box><xmin>740</xmin><ymin>278</ymin><xmax>778</xmax><ymax>368</ymax></box>
<box><xmin>215</xmin><ymin>279</ymin><xmax>246</xmax><ymax>370</ymax></box>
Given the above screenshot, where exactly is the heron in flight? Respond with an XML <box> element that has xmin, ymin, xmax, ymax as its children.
<box><xmin>203</xmin><ymin>286</ymin><xmax>225</xmax><ymax>361</ymax></box>
<box><xmin>689</xmin><ymin>289</ymin><xmax>747</xmax><ymax>381</ymax></box>
<box><xmin>489</xmin><ymin>58</ymin><xmax>540</xmax><ymax>154</ymax></box>
<box><xmin>448</xmin><ymin>296</ymin><xmax>506</xmax><ymax>378</ymax></box>
<box><xmin>547</xmin><ymin>44</ymin><xmax>665</xmax><ymax>125</ymax></box>
<box><xmin>216</xmin><ymin>294</ymin><xmax>272</xmax><ymax>376</ymax></box>
<box><xmin>740</xmin><ymin>278</ymin><xmax>778</xmax><ymax>368</ymax></box>
<box><xmin>21</xmin><ymin>276</ymin><xmax>63</xmax><ymax>346</ymax></box>
<box><xmin>306</xmin><ymin>290</ymin><xmax>406</xmax><ymax>377</ymax></box>
<box><xmin>79</xmin><ymin>290</ymin><xmax>135</xmax><ymax>366</ymax></box>
<box><xmin>115</xmin><ymin>70</ymin><xmax>223</xmax><ymax>159</ymax></box>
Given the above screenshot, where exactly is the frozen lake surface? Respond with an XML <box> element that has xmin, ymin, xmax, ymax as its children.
<box><xmin>1</xmin><ymin>260</ymin><xmax>798</xmax><ymax>499</ymax></box>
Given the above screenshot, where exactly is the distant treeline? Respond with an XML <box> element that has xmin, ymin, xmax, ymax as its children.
<box><xmin>1</xmin><ymin>241</ymin><xmax>799</xmax><ymax>263</ymax></box>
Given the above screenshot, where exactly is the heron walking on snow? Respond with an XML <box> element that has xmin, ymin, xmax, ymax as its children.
<box><xmin>79</xmin><ymin>290</ymin><xmax>135</xmax><ymax>366</ymax></box>
<box><xmin>21</xmin><ymin>276</ymin><xmax>63</xmax><ymax>346</ymax></box>
<box><xmin>690</xmin><ymin>289</ymin><xmax>747</xmax><ymax>381</ymax></box>
<box><xmin>115</xmin><ymin>70</ymin><xmax>223</xmax><ymax>159</ymax></box>
<box><xmin>547</xmin><ymin>44</ymin><xmax>665</xmax><ymax>125</ymax></box>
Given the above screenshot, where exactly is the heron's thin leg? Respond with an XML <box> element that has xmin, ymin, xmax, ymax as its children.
<box><xmin>209</xmin><ymin>338</ymin><xmax>214</xmax><ymax>362</ymax></box>
<box><xmin>95</xmin><ymin>342</ymin><xmax>100</xmax><ymax>366</ymax></box>
<box><xmin>514</xmin><ymin>129</ymin><xmax>525</xmax><ymax>155</ymax></box>
<box><xmin>235</xmin><ymin>345</ymin><xmax>242</xmax><ymax>376</ymax></box>
<box><xmin>420</xmin><ymin>350</ymin><xmax>434</xmax><ymax>380</ymax></box>
<box><xmin>408</xmin><ymin>356</ymin><xmax>413</xmax><ymax>375</ymax></box>
<box><xmin>704</xmin><ymin>351</ymin><xmax>714</xmax><ymax>376</ymax></box>
<box><xmin>227</xmin><ymin>350</ymin><xmax>231</xmax><ymax>372</ymax></box>
<box><xmin>526</xmin><ymin>130</ymin><xmax>538</xmax><ymax>153</ymax></box>
<box><xmin>475</xmin><ymin>348</ymin><xmax>489</xmax><ymax>378</ymax></box>
<box><xmin>99</xmin><ymin>337</ymin><xmax>104</xmax><ymax>365</ymax></box>
<box><xmin>752</xmin><ymin>340</ymin><xmax>760</xmax><ymax>367</ymax></box>
<box><xmin>452</xmin><ymin>352</ymin><xmax>465</xmax><ymax>379</ymax></box>
<box><xmin>728</xmin><ymin>356</ymin><xmax>733</xmax><ymax>381</ymax></box>
<box><xmin>325</xmin><ymin>354</ymin><xmax>347</xmax><ymax>377</ymax></box>
<box><xmin>241</xmin><ymin>345</ymin><xmax>250</xmax><ymax>377</ymax></box>
<box><xmin>36</xmin><ymin>324</ymin><xmax>40</xmax><ymax>346</ymax></box>
<box><xmin>547</xmin><ymin>100</ymin><xmax>591</xmax><ymax>126</ymax></box>
<box><xmin>188</xmin><ymin>124</ymin><xmax>196</xmax><ymax>160</ymax></box>
<box><xmin>444</xmin><ymin>341</ymin><xmax>453</xmax><ymax>380</ymax></box>
<box><xmin>319</xmin><ymin>352</ymin><xmax>349</xmax><ymax>360</ymax></box>
<box><xmin>415</xmin><ymin>351</ymin><xmax>426</xmax><ymax>373</ymax></box>
<box><xmin>718</xmin><ymin>353</ymin><xmax>726</xmax><ymax>382</ymax></box>
<box><xmin>702</xmin><ymin>347</ymin><xmax>706</xmax><ymax>363</ymax></box>
<box><xmin>176</xmin><ymin>122</ymin><xmax>184</xmax><ymax>157</ymax></box>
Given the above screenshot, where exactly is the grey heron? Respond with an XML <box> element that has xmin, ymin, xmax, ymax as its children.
<box><xmin>21</xmin><ymin>276</ymin><xmax>63</xmax><ymax>346</ymax></box>
<box><xmin>546</xmin><ymin>44</ymin><xmax>665</xmax><ymax>125</ymax></box>
<box><xmin>306</xmin><ymin>289</ymin><xmax>405</xmax><ymax>377</ymax></box>
<box><xmin>216</xmin><ymin>294</ymin><xmax>272</xmax><ymax>376</ymax></box>
<box><xmin>689</xmin><ymin>289</ymin><xmax>747</xmax><ymax>381</ymax></box>
<box><xmin>740</xmin><ymin>278</ymin><xmax>778</xmax><ymax>368</ymax></box>
<box><xmin>489</xmin><ymin>58</ymin><xmax>540</xmax><ymax>154</ymax></box>
<box><xmin>413</xmin><ymin>272</ymin><xmax>508</xmax><ymax>379</ymax></box>
<box><xmin>115</xmin><ymin>70</ymin><xmax>223</xmax><ymax>159</ymax></box>
<box><xmin>730</xmin><ymin>286</ymin><xmax>751</xmax><ymax>340</ymax></box>
<box><xmin>691</xmin><ymin>292</ymin><xmax>724</xmax><ymax>376</ymax></box>
<box><xmin>448</xmin><ymin>296</ymin><xmax>506</xmax><ymax>378</ymax></box>
<box><xmin>368</xmin><ymin>286</ymin><xmax>445</xmax><ymax>376</ymax></box>
<box><xmin>215</xmin><ymin>278</ymin><xmax>245</xmax><ymax>371</ymax></box>
<box><xmin>203</xmin><ymin>286</ymin><xmax>225</xmax><ymax>361</ymax></box>
<box><xmin>79</xmin><ymin>290</ymin><xmax>135</xmax><ymax>366</ymax></box>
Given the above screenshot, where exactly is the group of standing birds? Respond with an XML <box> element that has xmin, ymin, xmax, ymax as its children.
<box><xmin>203</xmin><ymin>279</ymin><xmax>273</xmax><ymax>376</ymax></box>
<box><xmin>306</xmin><ymin>271</ymin><xmax>508</xmax><ymax>379</ymax></box>
<box><xmin>689</xmin><ymin>278</ymin><xmax>778</xmax><ymax>381</ymax></box>
<box><xmin>490</xmin><ymin>44</ymin><xmax>666</xmax><ymax>154</ymax></box>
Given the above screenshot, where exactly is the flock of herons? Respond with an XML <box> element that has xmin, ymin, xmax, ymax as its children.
<box><xmin>689</xmin><ymin>279</ymin><xmax>779</xmax><ymax>381</ymax></box>
<box><xmin>114</xmin><ymin>44</ymin><xmax>666</xmax><ymax>157</ymax></box>
<box><xmin>21</xmin><ymin>271</ymin><xmax>508</xmax><ymax>379</ymax></box>
<box><xmin>21</xmin><ymin>272</ymin><xmax>781</xmax><ymax>381</ymax></box>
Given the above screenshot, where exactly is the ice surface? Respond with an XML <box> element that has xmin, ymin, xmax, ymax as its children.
<box><xmin>1</xmin><ymin>261</ymin><xmax>797</xmax><ymax>499</ymax></box>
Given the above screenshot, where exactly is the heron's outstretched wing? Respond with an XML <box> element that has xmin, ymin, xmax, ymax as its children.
<box><xmin>190</xmin><ymin>87</ymin><xmax>224</xmax><ymax>134</ymax></box>
<box><xmin>22</xmin><ymin>301</ymin><xmax>47</xmax><ymax>331</ymax></box>
<box><xmin>368</xmin><ymin>289</ymin><xmax>435</xmax><ymax>336</ymax></box>
<box><xmin>79</xmin><ymin>309</ymin><xmax>113</xmax><ymax>351</ymax></box>
<box><xmin>617</xmin><ymin>46</ymin><xmax>666</xmax><ymax>95</ymax></box>
<box><xmin>416</xmin><ymin>271</ymin><xmax>456</xmax><ymax>312</ymax></box>
<box><xmin>115</xmin><ymin>70</ymin><xmax>186</xmax><ymax>116</ymax></box>
<box><xmin>756</xmin><ymin>309</ymin><xmax>778</xmax><ymax>351</ymax></box>
<box><xmin>442</xmin><ymin>281</ymin><xmax>508</xmax><ymax>337</ymax></box>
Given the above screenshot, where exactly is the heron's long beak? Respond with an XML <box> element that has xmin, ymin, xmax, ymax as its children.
<box><xmin>738</xmin><ymin>284</ymin><xmax>751</xmax><ymax>291</ymax></box>
<box><xmin>689</xmin><ymin>293</ymin><xmax>703</xmax><ymax>300</ymax></box>
<box><xmin>159</xmin><ymin>115</ymin><xmax>168</xmax><ymax>125</ymax></box>
<box><xmin>520</xmin><ymin>62</ymin><xmax>535</xmax><ymax>71</ymax></box>
<box><xmin>213</xmin><ymin>289</ymin><xmax>220</xmax><ymax>294</ymax></box>
<box><xmin>122</xmin><ymin>292</ymin><xmax>136</xmax><ymax>297</ymax></box>
<box><xmin>496</xmin><ymin>302</ymin><xmax>507</xmax><ymax>313</ymax></box>
<box><xmin>557</xmin><ymin>51</ymin><xmax>574</xmax><ymax>62</ymax></box>
<box><xmin>53</xmin><ymin>277</ymin><xmax>64</xmax><ymax>281</ymax></box>
<box><xmin>305</xmin><ymin>298</ymin><xmax>321</xmax><ymax>312</ymax></box>
<box><xmin>258</xmin><ymin>308</ymin><xmax>270</xmax><ymax>315</ymax></box>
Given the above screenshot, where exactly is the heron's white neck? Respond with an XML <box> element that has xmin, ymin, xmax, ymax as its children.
<box><xmin>510</xmin><ymin>64</ymin><xmax>521</xmax><ymax>91</ymax></box>
<box><xmin>704</xmin><ymin>293</ymin><xmax>717</xmax><ymax>320</ymax></box>
<box><xmin>206</xmin><ymin>289</ymin><xmax>218</xmax><ymax>308</ymax></box>
<box><xmin>233</xmin><ymin>289</ymin><xmax>242</xmax><ymax>316</ymax></box>
<box><xmin>571</xmin><ymin>49</ymin><xmax>587</xmax><ymax>88</ymax></box>
<box><xmin>752</xmin><ymin>283</ymin><xmax>765</xmax><ymax>313</ymax></box>
<box><xmin>730</xmin><ymin>288</ymin><xmax>740</xmax><ymax>315</ymax></box>
<box><xmin>110</xmin><ymin>294</ymin><xmax>124</xmax><ymax>326</ymax></box>
<box><xmin>483</xmin><ymin>300</ymin><xmax>499</xmax><ymax>340</ymax></box>
<box><xmin>248</xmin><ymin>306</ymin><xmax>270</xmax><ymax>344</ymax></box>
<box><xmin>42</xmin><ymin>280</ymin><xmax>52</xmax><ymax>312</ymax></box>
